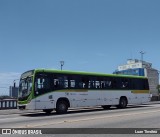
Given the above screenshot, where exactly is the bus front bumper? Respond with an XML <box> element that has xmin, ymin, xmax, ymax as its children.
<box><xmin>18</xmin><ymin>104</ymin><xmax>26</xmax><ymax>110</ymax></box>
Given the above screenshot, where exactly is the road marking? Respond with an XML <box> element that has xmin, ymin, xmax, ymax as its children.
<box><xmin>18</xmin><ymin>109</ymin><xmax>160</xmax><ymax>128</ymax></box>
<box><xmin>0</xmin><ymin>117</ymin><xmax>20</xmax><ymax>121</ymax></box>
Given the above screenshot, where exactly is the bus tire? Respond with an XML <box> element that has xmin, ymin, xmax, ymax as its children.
<box><xmin>102</xmin><ymin>105</ymin><xmax>111</xmax><ymax>109</ymax></box>
<box><xmin>56</xmin><ymin>100</ymin><xmax>68</xmax><ymax>114</ymax></box>
<box><xmin>117</xmin><ymin>97</ymin><xmax>127</xmax><ymax>109</ymax></box>
<box><xmin>43</xmin><ymin>109</ymin><xmax>53</xmax><ymax>114</ymax></box>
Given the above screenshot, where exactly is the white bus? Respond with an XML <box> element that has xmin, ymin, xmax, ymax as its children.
<box><xmin>18</xmin><ymin>69</ymin><xmax>151</xmax><ymax>114</ymax></box>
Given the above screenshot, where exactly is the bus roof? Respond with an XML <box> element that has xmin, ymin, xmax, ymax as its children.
<box><xmin>34</xmin><ymin>69</ymin><xmax>147</xmax><ymax>79</ymax></box>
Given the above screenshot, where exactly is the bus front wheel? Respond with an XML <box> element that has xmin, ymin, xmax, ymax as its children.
<box><xmin>56</xmin><ymin>100</ymin><xmax>68</xmax><ymax>114</ymax></box>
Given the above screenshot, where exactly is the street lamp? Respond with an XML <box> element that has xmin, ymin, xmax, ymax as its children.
<box><xmin>140</xmin><ymin>51</ymin><xmax>145</xmax><ymax>62</ymax></box>
<box><xmin>60</xmin><ymin>61</ymin><xmax>64</xmax><ymax>70</ymax></box>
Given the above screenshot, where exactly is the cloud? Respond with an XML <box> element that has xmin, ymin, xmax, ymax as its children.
<box><xmin>0</xmin><ymin>72</ymin><xmax>21</xmax><ymax>95</ymax></box>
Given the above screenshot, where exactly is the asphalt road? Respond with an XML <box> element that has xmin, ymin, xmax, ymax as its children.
<box><xmin>0</xmin><ymin>102</ymin><xmax>160</xmax><ymax>137</ymax></box>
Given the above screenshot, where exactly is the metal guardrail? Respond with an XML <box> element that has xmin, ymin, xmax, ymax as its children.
<box><xmin>0</xmin><ymin>99</ymin><xmax>17</xmax><ymax>109</ymax></box>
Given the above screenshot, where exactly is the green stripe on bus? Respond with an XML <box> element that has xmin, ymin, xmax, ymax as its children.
<box><xmin>34</xmin><ymin>69</ymin><xmax>147</xmax><ymax>79</ymax></box>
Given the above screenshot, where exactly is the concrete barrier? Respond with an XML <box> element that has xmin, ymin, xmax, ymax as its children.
<box><xmin>0</xmin><ymin>99</ymin><xmax>17</xmax><ymax>109</ymax></box>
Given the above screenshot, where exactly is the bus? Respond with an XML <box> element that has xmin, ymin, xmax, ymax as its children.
<box><xmin>18</xmin><ymin>69</ymin><xmax>151</xmax><ymax>114</ymax></box>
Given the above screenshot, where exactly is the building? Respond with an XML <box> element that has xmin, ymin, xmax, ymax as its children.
<box><xmin>114</xmin><ymin>59</ymin><xmax>159</xmax><ymax>99</ymax></box>
<box><xmin>9</xmin><ymin>86</ymin><xmax>19</xmax><ymax>98</ymax></box>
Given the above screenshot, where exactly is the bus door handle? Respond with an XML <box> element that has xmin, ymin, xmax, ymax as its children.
<box><xmin>50</xmin><ymin>100</ymin><xmax>54</xmax><ymax>102</ymax></box>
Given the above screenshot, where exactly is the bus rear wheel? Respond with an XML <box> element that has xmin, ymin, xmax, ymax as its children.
<box><xmin>117</xmin><ymin>97</ymin><xmax>127</xmax><ymax>109</ymax></box>
<box><xmin>102</xmin><ymin>105</ymin><xmax>111</xmax><ymax>109</ymax></box>
<box><xmin>56</xmin><ymin>100</ymin><xmax>68</xmax><ymax>114</ymax></box>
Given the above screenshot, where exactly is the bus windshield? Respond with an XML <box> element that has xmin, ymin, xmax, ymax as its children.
<box><xmin>19</xmin><ymin>77</ymin><xmax>33</xmax><ymax>98</ymax></box>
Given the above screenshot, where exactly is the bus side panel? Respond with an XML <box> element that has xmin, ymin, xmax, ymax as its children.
<box><xmin>101</xmin><ymin>90</ymin><xmax>150</xmax><ymax>105</ymax></box>
<box><xmin>134</xmin><ymin>92</ymin><xmax>151</xmax><ymax>104</ymax></box>
<box><xmin>33</xmin><ymin>90</ymin><xmax>150</xmax><ymax>110</ymax></box>
<box><xmin>63</xmin><ymin>90</ymin><xmax>101</xmax><ymax>108</ymax></box>
<box><xmin>34</xmin><ymin>93</ymin><xmax>56</xmax><ymax>110</ymax></box>
<box><xmin>25</xmin><ymin>100</ymin><xmax>36</xmax><ymax>110</ymax></box>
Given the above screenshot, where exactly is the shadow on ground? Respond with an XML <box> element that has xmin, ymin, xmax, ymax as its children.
<box><xmin>21</xmin><ymin>105</ymin><xmax>153</xmax><ymax>117</ymax></box>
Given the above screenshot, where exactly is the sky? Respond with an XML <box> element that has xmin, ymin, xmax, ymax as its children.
<box><xmin>0</xmin><ymin>0</ymin><xmax>160</xmax><ymax>95</ymax></box>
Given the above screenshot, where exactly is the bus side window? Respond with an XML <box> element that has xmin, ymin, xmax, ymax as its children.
<box><xmin>79</xmin><ymin>82</ymin><xmax>83</xmax><ymax>88</ymax></box>
<box><xmin>101</xmin><ymin>82</ymin><xmax>105</xmax><ymax>88</ymax></box>
<box><xmin>144</xmin><ymin>79</ymin><xmax>149</xmax><ymax>90</ymax></box>
<box><xmin>64</xmin><ymin>76</ymin><xmax>68</xmax><ymax>88</ymax></box>
<box><xmin>84</xmin><ymin>82</ymin><xmax>89</xmax><ymax>88</ymax></box>
<box><xmin>138</xmin><ymin>79</ymin><xmax>148</xmax><ymax>90</ymax></box>
<box><xmin>105</xmin><ymin>79</ymin><xmax>112</xmax><ymax>89</ymax></box>
<box><xmin>68</xmin><ymin>75</ymin><xmax>76</xmax><ymax>88</ymax></box>
<box><xmin>112</xmin><ymin>78</ymin><xmax>118</xmax><ymax>89</ymax></box>
<box><xmin>36</xmin><ymin>78</ymin><xmax>44</xmax><ymax>89</ymax></box>
<box><xmin>132</xmin><ymin>78</ymin><xmax>140</xmax><ymax>90</ymax></box>
<box><xmin>70</xmin><ymin>80</ymin><xmax>75</xmax><ymax>88</ymax></box>
<box><xmin>53</xmin><ymin>75</ymin><xmax>68</xmax><ymax>89</ymax></box>
<box><xmin>121</xmin><ymin>78</ymin><xmax>129</xmax><ymax>89</ymax></box>
<box><xmin>95</xmin><ymin>81</ymin><xmax>100</xmax><ymax>89</ymax></box>
<box><xmin>54</xmin><ymin>79</ymin><xmax>59</xmax><ymax>88</ymax></box>
<box><xmin>79</xmin><ymin>76</ymin><xmax>89</xmax><ymax>89</ymax></box>
<box><xmin>131</xmin><ymin>79</ymin><xmax>135</xmax><ymax>90</ymax></box>
<box><xmin>89</xmin><ymin>81</ymin><xmax>94</xmax><ymax>89</ymax></box>
<box><xmin>88</xmin><ymin>77</ymin><xmax>96</xmax><ymax>89</ymax></box>
<box><xmin>43</xmin><ymin>78</ymin><xmax>50</xmax><ymax>89</ymax></box>
<box><xmin>59</xmin><ymin>76</ymin><xmax>65</xmax><ymax>88</ymax></box>
<box><xmin>35</xmin><ymin>74</ymin><xmax>51</xmax><ymax>95</ymax></box>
